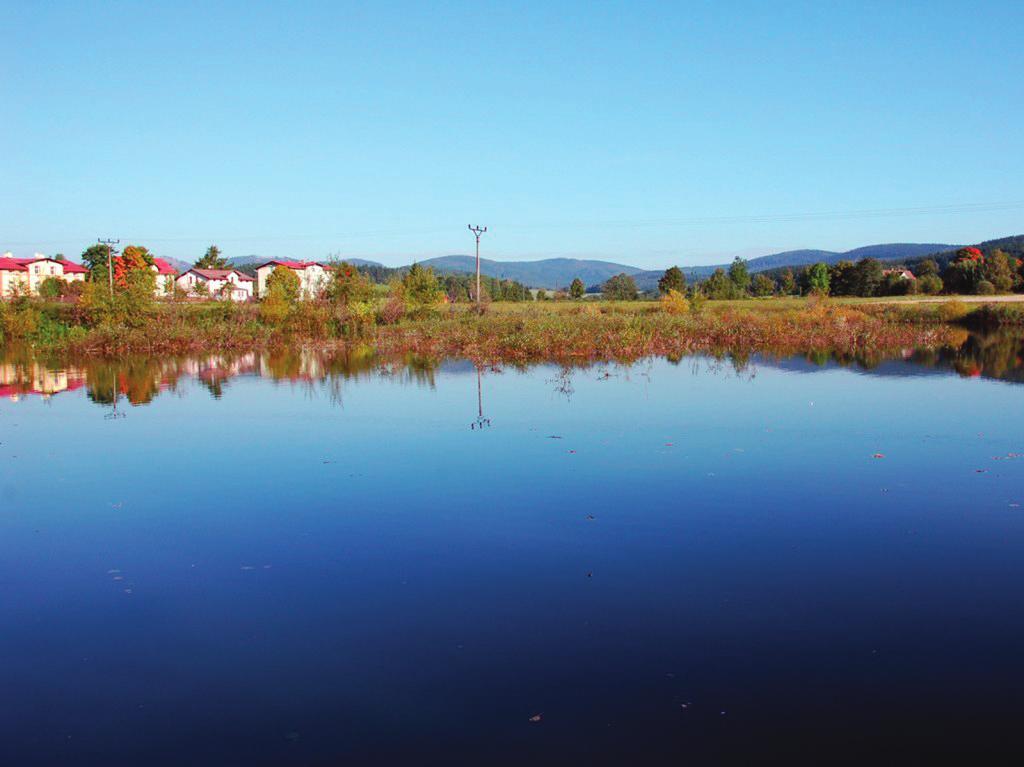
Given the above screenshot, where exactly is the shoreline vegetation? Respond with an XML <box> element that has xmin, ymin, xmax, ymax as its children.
<box><xmin>3</xmin><ymin>247</ymin><xmax>1024</xmax><ymax>363</ymax></box>
<box><xmin>2</xmin><ymin>289</ymin><xmax>1018</xmax><ymax>363</ymax></box>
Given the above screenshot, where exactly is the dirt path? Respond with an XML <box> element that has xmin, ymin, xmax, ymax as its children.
<box><xmin>873</xmin><ymin>295</ymin><xmax>1024</xmax><ymax>305</ymax></box>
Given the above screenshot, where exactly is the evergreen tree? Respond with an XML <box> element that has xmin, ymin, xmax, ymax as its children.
<box><xmin>728</xmin><ymin>257</ymin><xmax>751</xmax><ymax>295</ymax></box>
<box><xmin>658</xmin><ymin>266</ymin><xmax>686</xmax><ymax>295</ymax></box>
<box><xmin>195</xmin><ymin>245</ymin><xmax>229</xmax><ymax>269</ymax></box>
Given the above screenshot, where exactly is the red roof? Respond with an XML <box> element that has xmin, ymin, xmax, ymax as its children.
<box><xmin>185</xmin><ymin>268</ymin><xmax>254</xmax><ymax>281</ymax></box>
<box><xmin>2</xmin><ymin>257</ymin><xmax>88</xmax><ymax>273</ymax></box>
<box><xmin>256</xmin><ymin>260</ymin><xmax>323</xmax><ymax>271</ymax></box>
<box><xmin>151</xmin><ymin>258</ymin><xmax>177</xmax><ymax>275</ymax></box>
<box><xmin>190</xmin><ymin>268</ymin><xmax>233</xmax><ymax>280</ymax></box>
<box><xmin>0</xmin><ymin>258</ymin><xmax>28</xmax><ymax>272</ymax></box>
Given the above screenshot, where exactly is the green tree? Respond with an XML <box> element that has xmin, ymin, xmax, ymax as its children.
<box><xmin>703</xmin><ymin>268</ymin><xmax>734</xmax><ymax>300</ymax></box>
<box><xmin>401</xmin><ymin>263</ymin><xmax>444</xmax><ymax>315</ymax></box>
<box><xmin>806</xmin><ymin>262</ymin><xmax>830</xmax><ymax>294</ymax></box>
<box><xmin>917</xmin><ymin>274</ymin><xmax>943</xmax><ymax>295</ymax></box>
<box><xmin>38</xmin><ymin>276</ymin><xmax>67</xmax><ymax>298</ymax></box>
<box><xmin>779</xmin><ymin>269</ymin><xmax>797</xmax><ymax>295</ymax></box>
<box><xmin>265</xmin><ymin>265</ymin><xmax>301</xmax><ymax>303</ymax></box>
<box><xmin>852</xmin><ymin>258</ymin><xmax>884</xmax><ymax>297</ymax></box>
<box><xmin>943</xmin><ymin>248</ymin><xmax>985</xmax><ymax>294</ymax></box>
<box><xmin>829</xmin><ymin>260</ymin><xmax>857</xmax><ymax>296</ymax></box>
<box><xmin>602</xmin><ymin>273</ymin><xmax>638</xmax><ymax>300</ymax></box>
<box><xmin>751</xmin><ymin>273</ymin><xmax>775</xmax><ymax>297</ymax></box>
<box><xmin>658</xmin><ymin>266</ymin><xmax>686</xmax><ymax>295</ymax></box>
<box><xmin>195</xmin><ymin>245</ymin><xmax>228</xmax><ymax>269</ymax></box>
<box><xmin>569</xmin><ymin>277</ymin><xmax>585</xmax><ymax>299</ymax></box>
<box><xmin>983</xmin><ymin>249</ymin><xmax>1014</xmax><ymax>292</ymax></box>
<box><xmin>915</xmin><ymin>259</ymin><xmax>940</xmax><ymax>278</ymax></box>
<box><xmin>536</xmin><ymin>288</ymin><xmax>549</xmax><ymax>301</ymax></box>
<box><xmin>81</xmin><ymin>244</ymin><xmax>112</xmax><ymax>279</ymax></box>
<box><xmin>728</xmin><ymin>257</ymin><xmax>751</xmax><ymax>295</ymax></box>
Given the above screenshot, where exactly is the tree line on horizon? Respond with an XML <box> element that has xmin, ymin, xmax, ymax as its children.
<box><xmin>582</xmin><ymin>245</ymin><xmax>1024</xmax><ymax>301</ymax></box>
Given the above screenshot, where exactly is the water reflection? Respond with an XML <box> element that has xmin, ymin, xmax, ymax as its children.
<box><xmin>1</xmin><ymin>327</ymin><xmax>1022</xmax><ymax>411</ymax></box>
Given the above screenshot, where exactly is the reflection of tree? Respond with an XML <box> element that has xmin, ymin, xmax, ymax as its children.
<box><xmin>6</xmin><ymin>327</ymin><xmax>1024</xmax><ymax>416</ymax></box>
<box><xmin>84</xmin><ymin>358</ymin><xmax>170</xmax><ymax>406</ymax></box>
<box><xmin>793</xmin><ymin>329</ymin><xmax>1024</xmax><ymax>384</ymax></box>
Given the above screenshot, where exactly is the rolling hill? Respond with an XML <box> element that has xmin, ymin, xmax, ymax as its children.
<box><xmin>631</xmin><ymin>243</ymin><xmax>955</xmax><ymax>291</ymax></box>
<box><xmin>420</xmin><ymin>244</ymin><xmax>955</xmax><ymax>290</ymax></box>
<box><xmin>188</xmin><ymin>239</ymin><xmax>1024</xmax><ymax>291</ymax></box>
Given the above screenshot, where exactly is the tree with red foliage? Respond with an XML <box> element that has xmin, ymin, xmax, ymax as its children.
<box><xmin>112</xmin><ymin>245</ymin><xmax>155</xmax><ymax>288</ymax></box>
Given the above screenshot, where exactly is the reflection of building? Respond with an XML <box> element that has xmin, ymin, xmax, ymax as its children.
<box><xmin>0</xmin><ymin>253</ymin><xmax>89</xmax><ymax>296</ymax></box>
<box><xmin>0</xmin><ymin>361</ymin><xmax>87</xmax><ymax>400</ymax></box>
<box><xmin>255</xmin><ymin>260</ymin><xmax>330</xmax><ymax>299</ymax></box>
<box><xmin>176</xmin><ymin>269</ymin><xmax>255</xmax><ymax>301</ymax></box>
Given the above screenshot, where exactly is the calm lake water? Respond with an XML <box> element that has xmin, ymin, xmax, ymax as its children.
<box><xmin>2</xmin><ymin>332</ymin><xmax>1024</xmax><ymax>765</ymax></box>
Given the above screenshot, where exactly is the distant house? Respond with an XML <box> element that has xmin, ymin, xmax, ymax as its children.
<box><xmin>176</xmin><ymin>268</ymin><xmax>255</xmax><ymax>301</ymax></box>
<box><xmin>883</xmin><ymin>268</ymin><xmax>917</xmax><ymax>281</ymax></box>
<box><xmin>152</xmin><ymin>258</ymin><xmax>178</xmax><ymax>296</ymax></box>
<box><xmin>254</xmin><ymin>260</ymin><xmax>330</xmax><ymax>299</ymax></box>
<box><xmin>0</xmin><ymin>252</ymin><xmax>88</xmax><ymax>296</ymax></box>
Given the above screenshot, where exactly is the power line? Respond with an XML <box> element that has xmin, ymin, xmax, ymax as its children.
<box><xmin>6</xmin><ymin>200</ymin><xmax>1023</xmax><ymax>248</ymax></box>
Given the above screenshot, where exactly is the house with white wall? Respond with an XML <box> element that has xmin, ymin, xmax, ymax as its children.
<box><xmin>151</xmin><ymin>258</ymin><xmax>178</xmax><ymax>296</ymax></box>
<box><xmin>176</xmin><ymin>268</ymin><xmax>255</xmax><ymax>301</ymax></box>
<box><xmin>254</xmin><ymin>260</ymin><xmax>330</xmax><ymax>299</ymax></box>
<box><xmin>0</xmin><ymin>253</ymin><xmax>89</xmax><ymax>296</ymax></box>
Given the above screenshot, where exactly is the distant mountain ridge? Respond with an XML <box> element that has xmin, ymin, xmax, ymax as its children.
<box><xmin>418</xmin><ymin>243</ymin><xmax>956</xmax><ymax>290</ymax></box>
<box><xmin>200</xmin><ymin>241</ymin><xmax>985</xmax><ymax>290</ymax></box>
<box><xmin>419</xmin><ymin>256</ymin><xmax>645</xmax><ymax>291</ymax></box>
<box><xmin>630</xmin><ymin>243</ymin><xmax>956</xmax><ymax>290</ymax></box>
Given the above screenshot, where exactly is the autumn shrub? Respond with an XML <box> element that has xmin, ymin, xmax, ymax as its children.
<box><xmin>326</xmin><ymin>263</ymin><xmax>375</xmax><ymax>306</ymax></box>
<box><xmin>660</xmin><ymin>289</ymin><xmax>690</xmax><ymax>315</ymax></box>
<box><xmin>287</xmin><ymin>300</ymin><xmax>332</xmax><ymax>337</ymax></box>
<box><xmin>977</xmin><ymin>280</ymin><xmax>996</xmax><ymax>296</ymax></box>
<box><xmin>378</xmin><ymin>293</ymin><xmax>406</xmax><ymax>324</ymax></box>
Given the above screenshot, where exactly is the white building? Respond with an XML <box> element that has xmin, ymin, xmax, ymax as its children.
<box><xmin>0</xmin><ymin>252</ymin><xmax>89</xmax><ymax>297</ymax></box>
<box><xmin>176</xmin><ymin>268</ymin><xmax>255</xmax><ymax>301</ymax></box>
<box><xmin>255</xmin><ymin>260</ymin><xmax>330</xmax><ymax>299</ymax></box>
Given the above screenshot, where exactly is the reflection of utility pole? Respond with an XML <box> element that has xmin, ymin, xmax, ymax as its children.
<box><xmin>471</xmin><ymin>366</ymin><xmax>491</xmax><ymax>429</ymax></box>
<box><xmin>105</xmin><ymin>379</ymin><xmax>125</xmax><ymax>420</ymax></box>
<box><xmin>467</xmin><ymin>225</ymin><xmax>487</xmax><ymax>305</ymax></box>
<box><xmin>99</xmin><ymin>238</ymin><xmax>119</xmax><ymax>299</ymax></box>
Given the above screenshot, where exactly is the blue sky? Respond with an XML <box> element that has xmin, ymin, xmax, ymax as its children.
<box><xmin>2</xmin><ymin>1</ymin><xmax>1022</xmax><ymax>268</ymax></box>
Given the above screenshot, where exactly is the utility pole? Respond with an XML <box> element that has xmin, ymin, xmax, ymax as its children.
<box><xmin>98</xmin><ymin>238</ymin><xmax>119</xmax><ymax>299</ymax></box>
<box><xmin>467</xmin><ymin>225</ymin><xmax>487</xmax><ymax>306</ymax></box>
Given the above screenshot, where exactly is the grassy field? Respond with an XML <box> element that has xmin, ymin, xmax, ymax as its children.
<box><xmin>2</xmin><ymin>293</ymin><xmax>1019</xmax><ymax>360</ymax></box>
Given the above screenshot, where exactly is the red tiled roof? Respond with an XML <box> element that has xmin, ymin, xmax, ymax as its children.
<box><xmin>61</xmin><ymin>261</ymin><xmax>89</xmax><ymax>274</ymax></box>
<box><xmin>151</xmin><ymin>258</ymin><xmax>177</xmax><ymax>275</ymax></box>
<box><xmin>185</xmin><ymin>268</ymin><xmax>255</xmax><ymax>282</ymax></box>
<box><xmin>256</xmin><ymin>260</ymin><xmax>322</xmax><ymax>271</ymax></box>
<box><xmin>0</xmin><ymin>258</ymin><xmax>28</xmax><ymax>272</ymax></box>
<box><xmin>190</xmin><ymin>268</ymin><xmax>235</xmax><ymax>279</ymax></box>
